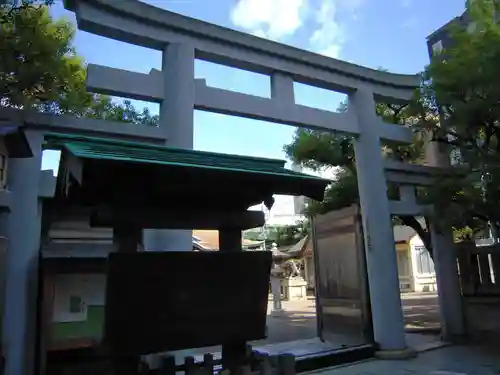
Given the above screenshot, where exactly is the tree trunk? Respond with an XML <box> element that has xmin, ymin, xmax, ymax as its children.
<box><xmin>399</xmin><ymin>216</ymin><xmax>433</xmax><ymax>259</ymax></box>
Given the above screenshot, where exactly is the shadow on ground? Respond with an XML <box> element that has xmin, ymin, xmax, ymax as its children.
<box><xmin>264</xmin><ymin>308</ymin><xmax>317</xmax><ymax>344</ymax></box>
<box><xmin>265</xmin><ymin>293</ymin><xmax>442</xmax><ymax>343</ymax></box>
<box><xmin>402</xmin><ymin>294</ymin><xmax>441</xmax><ymax>331</ymax></box>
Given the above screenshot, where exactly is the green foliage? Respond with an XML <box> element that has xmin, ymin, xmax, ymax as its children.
<box><xmin>244</xmin><ymin>220</ymin><xmax>309</xmax><ymax>248</ymax></box>
<box><xmin>420</xmin><ymin>0</ymin><xmax>500</xmax><ymax>231</ymax></box>
<box><xmin>82</xmin><ymin>97</ymin><xmax>159</xmax><ymax>126</ymax></box>
<box><xmin>271</xmin><ymin>224</ymin><xmax>307</xmax><ymax>247</ymax></box>
<box><xmin>0</xmin><ymin>1</ymin><xmax>82</xmax><ymax>111</ymax></box>
<box><xmin>284</xmin><ymin>100</ymin><xmax>426</xmax><ymax>214</ymax></box>
<box><xmin>285</xmin><ymin>0</ymin><xmax>500</xmax><ymax>250</ymax></box>
<box><xmin>305</xmin><ymin>168</ymin><xmax>358</xmax><ymax>217</ymax></box>
<box><xmin>0</xmin><ymin>1</ymin><xmax>158</xmax><ymax>125</ymax></box>
<box><xmin>284</xmin><ymin>98</ymin><xmax>433</xmax><ymax>251</ymax></box>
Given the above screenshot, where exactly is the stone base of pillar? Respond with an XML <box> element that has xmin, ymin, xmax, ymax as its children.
<box><xmin>271</xmin><ymin>295</ymin><xmax>284</xmax><ymax>315</ymax></box>
<box><xmin>270</xmin><ymin>308</ymin><xmax>285</xmax><ymax>317</ymax></box>
<box><xmin>270</xmin><ymin>276</ymin><xmax>283</xmax><ymax>313</ymax></box>
<box><xmin>374</xmin><ymin>347</ymin><xmax>417</xmax><ymax>360</ymax></box>
<box><xmin>282</xmin><ymin>277</ymin><xmax>307</xmax><ymax>301</ymax></box>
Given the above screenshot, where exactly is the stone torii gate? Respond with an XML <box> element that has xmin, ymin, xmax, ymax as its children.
<box><xmin>66</xmin><ymin>0</ymin><xmax>418</xmax><ymax>354</ymax></box>
<box><xmin>0</xmin><ymin>0</ymin><xmax>460</xmax><ymax>374</ymax></box>
<box><xmin>65</xmin><ymin>0</ymin><xmax>417</xmax><ymax>353</ymax></box>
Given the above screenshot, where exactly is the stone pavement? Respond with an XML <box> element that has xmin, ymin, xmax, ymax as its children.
<box><xmin>266</xmin><ymin>292</ymin><xmax>441</xmax><ymax>343</ymax></box>
<box><xmin>312</xmin><ymin>344</ymin><xmax>500</xmax><ymax>375</ymax></box>
<box><xmin>401</xmin><ymin>292</ymin><xmax>440</xmax><ymax>331</ymax></box>
<box><xmin>166</xmin><ymin>293</ymin><xmax>442</xmax><ymax>365</ymax></box>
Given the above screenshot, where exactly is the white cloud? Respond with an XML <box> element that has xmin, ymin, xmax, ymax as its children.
<box><xmin>318</xmin><ymin>44</ymin><xmax>342</xmax><ymax>59</ymax></box>
<box><xmin>230</xmin><ymin>0</ymin><xmax>308</xmax><ymax>41</ymax></box>
<box><xmin>309</xmin><ymin>1</ymin><xmax>343</xmax><ymax>58</ymax></box>
<box><xmin>230</xmin><ymin>0</ymin><xmax>364</xmax><ymax>59</ymax></box>
<box><xmin>308</xmin><ymin>0</ymin><xmax>363</xmax><ymax>59</ymax></box>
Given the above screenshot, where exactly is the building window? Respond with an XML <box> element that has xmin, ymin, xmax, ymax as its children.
<box><xmin>0</xmin><ymin>153</ymin><xmax>7</xmax><ymax>189</ymax></box>
<box><xmin>414</xmin><ymin>246</ymin><xmax>435</xmax><ymax>275</ymax></box>
<box><xmin>432</xmin><ymin>40</ymin><xmax>444</xmax><ymax>55</ymax></box>
<box><xmin>69</xmin><ymin>295</ymin><xmax>84</xmax><ymax>313</ymax></box>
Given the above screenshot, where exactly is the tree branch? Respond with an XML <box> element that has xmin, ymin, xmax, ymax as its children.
<box><xmin>399</xmin><ymin>215</ymin><xmax>433</xmax><ymax>258</ymax></box>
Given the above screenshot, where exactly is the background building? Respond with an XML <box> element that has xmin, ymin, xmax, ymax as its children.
<box><xmin>302</xmin><ymin>224</ymin><xmax>437</xmax><ymax>293</ymax></box>
<box><xmin>426</xmin><ymin>10</ymin><xmax>476</xmax><ymax>58</ymax></box>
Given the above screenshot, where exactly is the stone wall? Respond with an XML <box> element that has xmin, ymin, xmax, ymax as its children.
<box><xmin>464</xmin><ymin>297</ymin><xmax>500</xmax><ymax>343</ymax></box>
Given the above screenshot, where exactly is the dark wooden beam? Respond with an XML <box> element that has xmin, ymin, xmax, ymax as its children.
<box><xmin>90</xmin><ymin>208</ymin><xmax>265</xmax><ymax>230</ymax></box>
<box><xmin>109</xmin><ymin>223</ymin><xmax>142</xmax><ymax>374</ymax></box>
<box><xmin>42</xmin><ymin>257</ymin><xmax>107</xmax><ymax>274</ymax></box>
<box><xmin>218</xmin><ymin>228</ymin><xmax>247</xmax><ymax>371</ymax></box>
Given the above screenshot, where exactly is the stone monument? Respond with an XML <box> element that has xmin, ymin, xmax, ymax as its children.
<box><xmin>270</xmin><ymin>243</ymin><xmax>284</xmax><ymax>315</ymax></box>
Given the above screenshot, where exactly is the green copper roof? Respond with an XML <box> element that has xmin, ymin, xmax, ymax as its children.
<box><xmin>44</xmin><ymin>133</ymin><xmax>330</xmax><ymax>183</ymax></box>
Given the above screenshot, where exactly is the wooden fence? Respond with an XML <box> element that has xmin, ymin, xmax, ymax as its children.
<box><xmin>456</xmin><ymin>241</ymin><xmax>500</xmax><ymax>342</ymax></box>
<box><xmin>456</xmin><ymin>241</ymin><xmax>500</xmax><ymax>296</ymax></box>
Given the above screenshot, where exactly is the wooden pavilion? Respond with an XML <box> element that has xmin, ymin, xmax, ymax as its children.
<box><xmin>41</xmin><ymin>133</ymin><xmax>330</xmax><ymax>374</ymax></box>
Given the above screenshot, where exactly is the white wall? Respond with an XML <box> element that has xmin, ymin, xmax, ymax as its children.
<box><xmin>52</xmin><ymin>274</ymin><xmax>106</xmax><ymax>323</ymax></box>
<box><xmin>409</xmin><ymin>235</ymin><xmax>437</xmax><ymax>292</ymax></box>
<box><xmin>409</xmin><ymin>235</ymin><xmax>433</xmax><ymax>274</ymax></box>
<box><xmin>266</xmin><ymin>213</ymin><xmax>306</xmax><ymax>226</ymax></box>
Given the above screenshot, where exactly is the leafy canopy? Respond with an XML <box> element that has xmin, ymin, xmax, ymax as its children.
<box><xmin>0</xmin><ymin>0</ymin><xmax>158</xmax><ymax>125</ymax></box>
<box><xmin>285</xmin><ymin>0</ymin><xmax>500</xmax><ymax>249</ymax></box>
<box><xmin>420</xmin><ymin>0</ymin><xmax>500</xmax><ymax>234</ymax></box>
<box><xmin>284</xmin><ymin>100</ymin><xmax>432</xmax><ymax>250</ymax></box>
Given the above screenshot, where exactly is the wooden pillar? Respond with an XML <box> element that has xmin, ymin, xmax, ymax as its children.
<box><xmin>219</xmin><ymin>229</ymin><xmax>242</xmax><ymax>252</ymax></box>
<box><xmin>0</xmin><ymin>236</ymin><xmax>7</xmax><ymax>375</ymax></box>
<box><xmin>112</xmin><ymin>225</ymin><xmax>142</xmax><ymax>375</ymax></box>
<box><xmin>38</xmin><ymin>269</ymin><xmax>55</xmax><ymax>375</ymax></box>
<box><xmin>219</xmin><ymin>228</ymin><xmax>247</xmax><ymax>373</ymax></box>
<box><xmin>113</xmin><ymin>226</ymin><xmax>141</xmax><ymax>254</ymax></box>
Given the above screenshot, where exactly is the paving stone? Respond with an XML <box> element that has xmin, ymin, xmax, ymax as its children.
<box><xmin>313</xmin><ymin>345</ymin><xmax>500</xmax><ymax>375</ymax></box>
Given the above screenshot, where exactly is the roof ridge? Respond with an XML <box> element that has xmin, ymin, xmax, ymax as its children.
<box><xmin>44</xmin><ymin>132</ymin><xmax>289</xmax><ymax>167</ymax></box>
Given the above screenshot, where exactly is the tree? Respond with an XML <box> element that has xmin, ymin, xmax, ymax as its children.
<box><xmin>82</xmin><ymin>96</ymin><xmax>159</xmax><ymax>126</ymax></box>
<box><xmin>418</xmin><ymin>0</ymin><xmax>500</xmax><ymax>236</ymax></box>
<box><xmin>244</xmin><ymin>220</ymin><xmax>309</xmax><ymax>248</ymax></box>
<box><xmin>284</xmin><ymin>99</ymin><xmax>434</xmax><ymax>255</ymax></box>
<box><xmin>271</xmin><ymin>221</ymin><xmax>310</xmax><ymax>248</ymax></box>
<box><xmin>0</xmin><ymin>0</ymin><xmax>158</xmax><ymax>124</ymax></box>
<box><xmin>0</xmin><ymin>0</ymin><xmax>84</xmax><ymax>112</ymax></box>
<box><xmin>286</xmin><ymin>0</ymin><xmax>500</xmax><ymax>253</ymax></box>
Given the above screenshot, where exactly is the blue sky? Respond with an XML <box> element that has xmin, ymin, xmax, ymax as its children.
<box><xmin>44</xmin><ymin>0</ymin><xmax>465</xmax><ymax>214</ymax></box>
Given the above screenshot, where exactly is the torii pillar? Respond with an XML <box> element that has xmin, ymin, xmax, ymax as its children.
<box><xmin>350</xmin><ymin>87</ymin><xmax>410</xmax><ymax>356</ymax></box>
<box><xmin>2</xmin><ymin>131</ymin><xmax>43</xmax><ymax>375</ymax></box>
<box><xmin>425</xmin><ymin>136</ymin><xmax>465</xmax><ymax>340</ymax></box>
<box><xmin>143</xmin><ymin>43</ymin><xmax>195</xmax><ymax>252</ymax></box>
